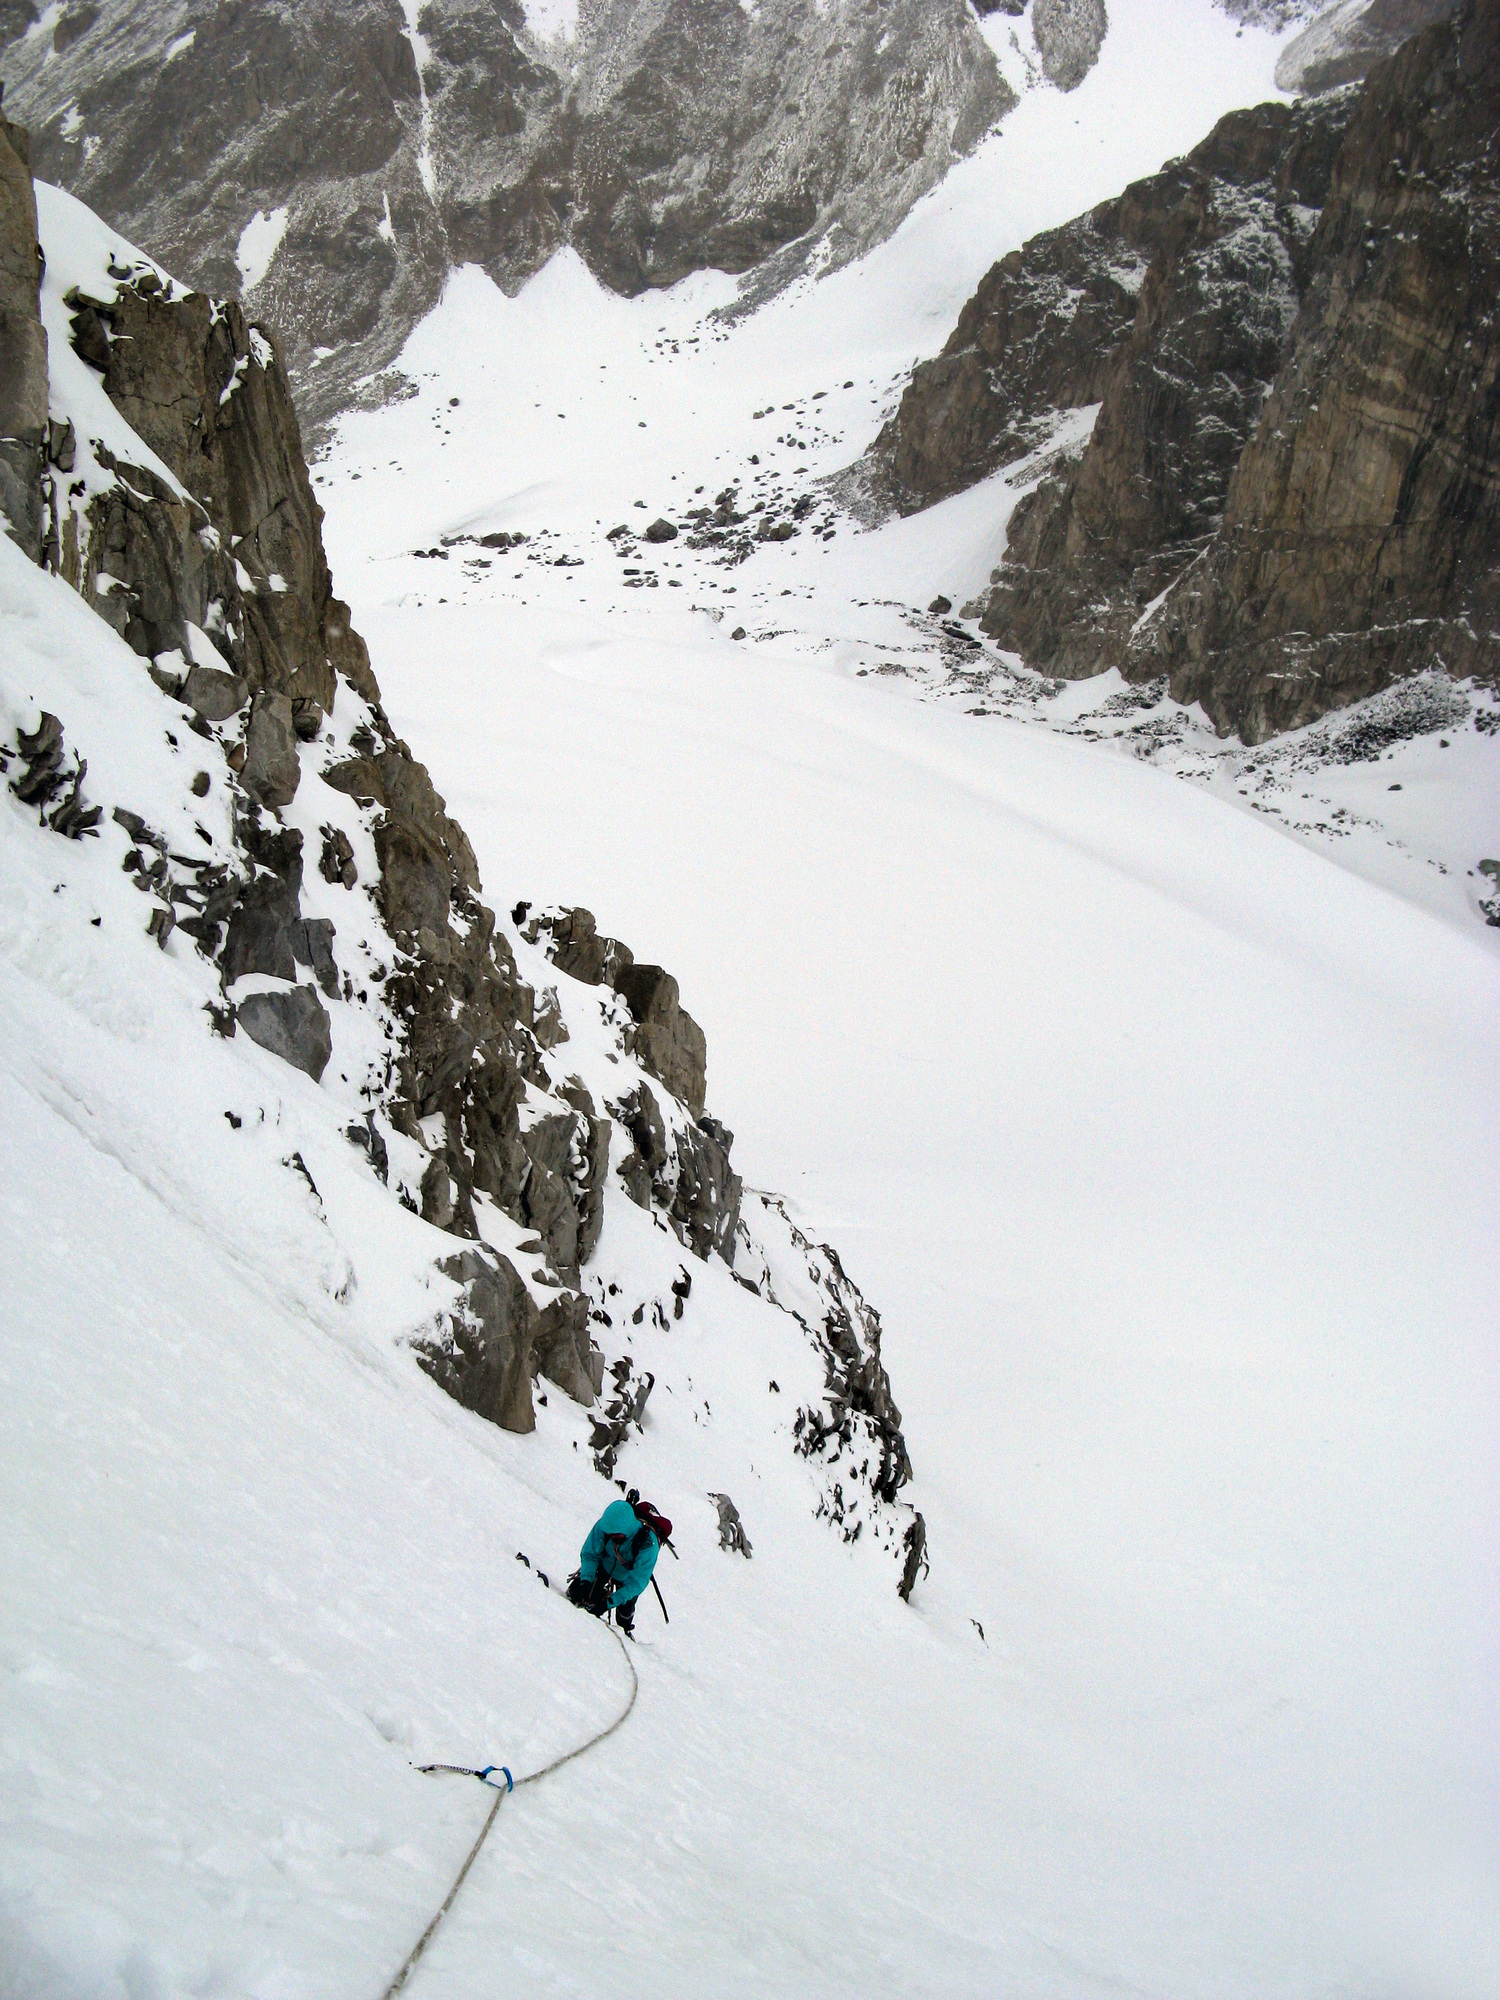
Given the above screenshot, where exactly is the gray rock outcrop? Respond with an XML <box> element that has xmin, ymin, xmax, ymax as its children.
<box><xmin>613</xmin><ymin>962</ymin><xmax>707</xmax><ymax>1119</ymax></box>
<box><xmin>871</xmin><ymin>94</ymin><xmax>1354</xmax><ymax>515</ymax></box>
<box><xmin>521</xmin><ymin>903</ymin><xmax>710</xmax><ymax>1118</ymax></box>
<box><xmin>241</xmin><ymin>692</ymin><xmax>301</xmax><ymax>810</ymax></box>
<box><xmin>414</xmin><ymin>1248</ymin><xmax>538</xmax><ymax>1435</ymax></box>
<box><xmin>1033</xmin><ymin>0</ymin><xmax>1109</xmax><ymax>90</ymax></box>
<box><xmin>0</xmin><ymin>0</ymin><xmax>1049</xmax><ymax>436</ymax></box>
<box><xmin>976</xmin><ymin>95</ymin><xmax>1355</xmax><ymax>690</ymax></box>
<box><xmin>708</xmin><ymin>1491</ymin><xmax>752</xmax><ymax>1557</ymax></box>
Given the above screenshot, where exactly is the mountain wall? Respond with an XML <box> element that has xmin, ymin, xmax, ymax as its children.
<box><xmin>0</xmin><ymin>121</ymin><xmax>927</xmax><ymax>1596</ymax></box>
<box><xmin>0</xmin><ymin>0</ymin><xmax>1073</xmax><ymax>433</ymax></box>
<box><xmin>1136</xmin><ymin>0</ymin><xmax>1499</xmax><ymax>737</ymax></box>
<box><xmin>866</xmin><ymin>0</ymin><xmax>1497</xmax><ymax>742</ymax></box>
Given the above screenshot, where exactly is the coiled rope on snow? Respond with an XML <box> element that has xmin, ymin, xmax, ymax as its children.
<box><xmin>379</xmin><ymin>1621</ymin><xmax>639</xmax><ymax>1997</ymax></box>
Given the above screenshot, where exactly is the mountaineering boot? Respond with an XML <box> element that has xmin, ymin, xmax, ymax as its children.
<box><xmin>613</xmin><ymin>1596</ymin><xmax>635</xmax><ymax>1638</ymax></box>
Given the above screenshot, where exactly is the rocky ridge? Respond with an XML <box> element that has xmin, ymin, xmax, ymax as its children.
<box><xmin>0</xmin><ymin>110</ymin><xmax>927</xmax><ymax>1596</ymax></box>
<box><xmin>866</xmin><ymin>0</ymin><xmax>1496</xmax><ymax>742</ymax></box>
<box><xmin>0</xmin><ymin>0</ymin><xmax>1116</xmax><ymax>434</ymax></box>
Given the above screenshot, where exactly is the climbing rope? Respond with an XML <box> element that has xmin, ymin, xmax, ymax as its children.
<box><xmin>379</xmin><ymin>1620</ymin><xmax>638</xmax><ymax>1998</ymax></box>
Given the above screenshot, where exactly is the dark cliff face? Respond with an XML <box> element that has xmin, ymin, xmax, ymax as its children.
<box><xmin>1136</xmin><ymin>0</ymin><xmax>1500</xmax><ymax>740</ymax></box>
<box><xmin>875</xmin><ymin>95</ymin><xmax>1353</xmax><ymax>517</ymax></box>
<box><xmin>974</xmin><ymin>94</ymin><xmax>1355</xmax><ymax>689</ymax></box>
<box><xmin>870</xmin><ymin>0</ymin><xmax>1496</xmax><ymax>744</ymax></box>
<box><xmin>0</xmin><ymin>0</ymin><xmax>1027</xmax><ymax>433</ymax></box>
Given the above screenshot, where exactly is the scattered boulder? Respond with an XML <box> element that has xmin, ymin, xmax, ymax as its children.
<box><xmin>590</xmin><ymin>1354</ymin><xmax>655</xmax><ymax>1479</ymax></box>
<box><xmin>68</xmin><ymin>299</ymin><xmax>110</xmax><ymax>370</ymax></box>
<box><xmin>236</xmin><ymin>983</ymin><xmax>332</xmax><ymax>1081</ymax></box>
<box><xmin>928</xmin><ymin>595</ymin><xmax>952</xmax><ymax>616</ymax></box>
<box><xmin>182</xmin><ymin>664</ymin><xmax>249</xmax><ymax>722</ymax></box>
<box><xmin>318</xmin><ymin>824</ymin><xmax>357</xmax><ymax>889</ymax></box>
<box><xmin>221</xmin><ymin>871</ymin><xmax>300</xmax><ymax>984</ymax></box>
<box><xmin>643</xmin><ymin>517</ymin><xmax>678</xmax><ymax>543</ymax></box>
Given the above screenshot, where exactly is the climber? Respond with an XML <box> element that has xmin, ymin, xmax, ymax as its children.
<box><xmin>567</xmin><ymin>1489</ymin><xmax>673</xmax><ymax>1637</ymax></box>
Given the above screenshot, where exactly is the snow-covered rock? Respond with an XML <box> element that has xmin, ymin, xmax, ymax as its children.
<box><xmin>0</xmin><ymin>121</ymin><xmax>926</xmax><ymax>1585</ymax></box>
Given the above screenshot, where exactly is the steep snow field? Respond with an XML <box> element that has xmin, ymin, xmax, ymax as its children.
<box><xmin>4</xmin><ymin>3</ymin><xmax>1498</xmax><ymax>1996</ymax></box>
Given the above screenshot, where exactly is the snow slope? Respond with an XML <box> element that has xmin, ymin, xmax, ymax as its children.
<box><xmin>5</xmin><ymin>3</ymin><xmax>1499</xmax><ymax>1995</ymax></box>
<box><xmin>9</xmin><ymin>499</ymin><xmax>1498</xmax><ymax>1996</ymax></box>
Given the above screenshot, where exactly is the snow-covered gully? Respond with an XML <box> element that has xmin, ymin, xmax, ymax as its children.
<box><xmin>2</xmin><ymin>4</ymin><xmax>1497</xmax><ymax>1998</ymax></box>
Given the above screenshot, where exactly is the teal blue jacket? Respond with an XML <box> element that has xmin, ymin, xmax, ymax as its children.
<box><xmin>579</xmin><ymin>1499</ymin><xmax>660</xmax><ymax>1607</ymax></box>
